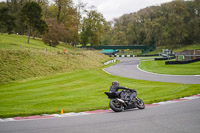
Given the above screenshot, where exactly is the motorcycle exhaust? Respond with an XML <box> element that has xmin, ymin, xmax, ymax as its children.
<box><xmin>116</xmin><ymin>98</ymin><xmax>127</xmax><ymax>106</ymax></box>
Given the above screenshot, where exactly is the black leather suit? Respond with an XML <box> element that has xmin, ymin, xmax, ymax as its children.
<box><xmin>110</xmin><ymin>85</ymin><xmax>136</xmax><ymax>101</ymax></box>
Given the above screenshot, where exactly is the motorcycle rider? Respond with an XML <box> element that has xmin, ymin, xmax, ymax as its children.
<box><xmin>110</xmin><ymin>81</ymin><xmax>137</xmax><ymax>104</ymax></box>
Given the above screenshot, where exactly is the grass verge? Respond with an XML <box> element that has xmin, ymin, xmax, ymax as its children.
<box><xmin>139</xmin><ymin>58</ymin><xmax>200</xmax><ymax>75</ymax></box>
<box><xmin>0</xmin><ymin>67</ymin><xmax>200</xmax><ymax>118</ymax></box>
<box><xmin>0</xmin><ymin>34</ymin><xmax>67</xmax><ymax>51</ymax></box>
<box><xmin>0</xmin><ymin>34</ymin><xmax>113</xmax><ymax>84</ymax></box>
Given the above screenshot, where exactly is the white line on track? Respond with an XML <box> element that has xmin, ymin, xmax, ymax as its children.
<box><xmin>102</xmin><ymin>69</ymin><xmax>111</xmax><ymax>75</ymax></box>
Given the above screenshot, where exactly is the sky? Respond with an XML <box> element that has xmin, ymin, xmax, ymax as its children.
<box><xmin>0</xmin><ymin>0</ymin><xmax>173</xmax><ymax>21</ymax></box>
<box><xmin>74</xmin><ymin>0</ymin><xmax>173</xmax><ymax>21</ymax></box>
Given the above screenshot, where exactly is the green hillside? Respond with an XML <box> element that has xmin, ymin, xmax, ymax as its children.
<box><xmin>0</xmin><ymin>34</ymin><xmax>112</xmax><ymax>84</ymax></box>
<box><xmin>0</xmin><ymin>34</ymin><xmax>67</xmax><ymax>51</ymax></box>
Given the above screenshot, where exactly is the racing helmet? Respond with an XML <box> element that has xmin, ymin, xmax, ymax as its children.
<box><xmin>112</xmin><ymin>81</ymin><xmax>119</xmax><ymax>86</ymax></box>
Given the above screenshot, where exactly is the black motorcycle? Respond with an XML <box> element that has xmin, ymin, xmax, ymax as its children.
<box><xmin>105</xmin><ymin>89</ymin><xmax>145</xmax><ymax>112</ymax></box>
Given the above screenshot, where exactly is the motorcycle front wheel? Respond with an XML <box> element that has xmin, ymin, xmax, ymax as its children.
<box><xmin>109</xmin><ymin>99</ymin><xmax>123</xmax><ymax>112</ymax></box>
<box><xmin>136</xmin><ymin>97</ymin><xmax>145</xmax><ymax>109</ymax></box>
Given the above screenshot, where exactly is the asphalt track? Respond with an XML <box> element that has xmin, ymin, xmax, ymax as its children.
<box><xmin>104</xmin><ymin>57</ymin><xmax>200</xmax><ymax>84</ymax></box>
<box><xmin>1</xmin><ymin>98</ymin><xmax>200</xmax><ymax>133</ymax></box>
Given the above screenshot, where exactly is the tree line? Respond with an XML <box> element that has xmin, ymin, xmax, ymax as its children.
<box><xmin>0</xmin><ymin>0</ymin><xmax>107</xmax><ymax>46</ymax></box>
<box><xmin>0</xmin><ymin>0</ymin><xmax>199</xmax><ymax>48</ymax></box>
<box><xmin>103</xmin><ymin>0</ymin><xmax>200</xmax><ymax>49</ymax></box>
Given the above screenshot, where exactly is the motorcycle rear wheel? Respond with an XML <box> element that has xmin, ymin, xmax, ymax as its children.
<box><xmin>136</xmin><ymin>97</ymin><xmax>145</xmax><ymax>109</ymax></box>
<box><xmin>109</xmin><ymin>99</ymin><xmax>123</xmax><ymax>112</ymax></box>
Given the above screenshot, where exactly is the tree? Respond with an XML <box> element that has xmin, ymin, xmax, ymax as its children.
<box><xmin>54</xmin><ymin>0</ymin><xmax>73</xmax><ymax>22</ymax></box>
<box><xmin>81</xmin><ymin>9</ymin><xmax>106</xmax><ymax>46</ymax></box>
<box><xmin>0</xmin><ymin>7</ymin><xmax>15</xmax><ymax>34</ymax></box>
<box><xmin>21</xmin><ymin>2</ymin><xmax>47</xmax><ymax>43</ymax></box>
<box><xmin>48</xmin><ymin>0</ymin><xmax>81</xmax><ymax>45</ymax></box>
<box><xmin>42</xmin><ymin>18</ymin><xmax>69</xmax><ymax>46</ymax></box>
<box><xmin>101</xmin><ymin>21</ymin><xmax>112</xmax><ymax>45</ymax></box>
<box><xmin>34</xmin><ymin>19</ymin><xmax>48</xmax><ymax>38</ymax></box>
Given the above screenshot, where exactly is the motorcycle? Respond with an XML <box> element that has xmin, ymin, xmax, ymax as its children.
<box><xmin>105</xmin><ymin>89</ymin><xmax>145</xmax><ymax>112</ymax></box>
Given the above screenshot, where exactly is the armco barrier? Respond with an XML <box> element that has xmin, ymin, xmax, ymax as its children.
<box><xmin>110</xmin><ymin>54</ymin><xmax>159</xmax><ymax>57</ymax></box>
<box><xmin>115</xmin><ymin>55</ymin><xmax>135</xmax><ymax>57</ymax></box>
<box><xmin>155</xmin><ymin>56</ymin><xmax>176</xmax><ymax>60</ymax></box>
<box><xmin>104</xmin><ymin>59</ymin><xmax>116</xmax><ymax>65</ymax></box>
<box><xmin>165</xmin><ymin>58</ymin><xmax>200</xmax><ymax>65</ymax></box>
<box><xmin>137</xmin><ymin>54</ymin><xmax>159</xmax><ymax>57</ymax></box>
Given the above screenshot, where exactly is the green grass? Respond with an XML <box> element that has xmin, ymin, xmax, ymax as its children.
<box><xmin>0</xmin><ymin>34</ymin><xmax>49</xmax><ymax>50</ymax></box>
<box><xmin>139</xmin><ymin>59</ymin><xmax>200</xmax><ymax>75</ymax></box>
<box><xmin>145</xmin><ymin>43</ymin><xmax>200</xmax><ymax>55</ymax></box>
<box><xmin>0</xmin><ymin>67</ymin><xmax>200</xmax><ymax>118</ymax></box>
<box><xmin>0</xmin><ymin>49</ymin><xmax>111</xmax><ymax>84</ymax></box>
<box><xmin>138</xmin><ymin>43</ymin><xmax>200</xmax><ymax>75</ymax></box>
<box><xmin>0</xmin><ymin>34</ymin><xmax>112</xmax><ymax>84</ymax></box>
<box><xmin>0</xmin><ymin>34</ymin><xmax>72</xmax><ymax>51</ymax></box>
<box><xmin>173</xmin><ymin>43</ymin><xmax>200</xmax><ymax>52</ymax></box>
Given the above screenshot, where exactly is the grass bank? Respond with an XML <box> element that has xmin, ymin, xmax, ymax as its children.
<box><xmin>0</xmin><ymin>68</ymin><xmax>200</xmax><ymax>118</ymax></box>
<box><xmin>138</xmin><ymin>58</ymin><xmax>200</xmax><ymax>75</ymax></box>
<box><xmin>0</xmin><ymin>49</ymin><xmax>111</xmax><ymax>84</ymax></box>
<box><xmin>0</xmin><ymin>34</ymin><xmax>112</xmax><ymax>84</ymax></box>
<box><xmin>0</xmin><ymin>34</ymin><xmax>67</xmax><ymax>51</ymax></box>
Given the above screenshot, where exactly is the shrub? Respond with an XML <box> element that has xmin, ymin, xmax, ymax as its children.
<box><xmin>42</xmin><ymin>18</ymin><xmax>69</xmax><ymax>46</ymax></box>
